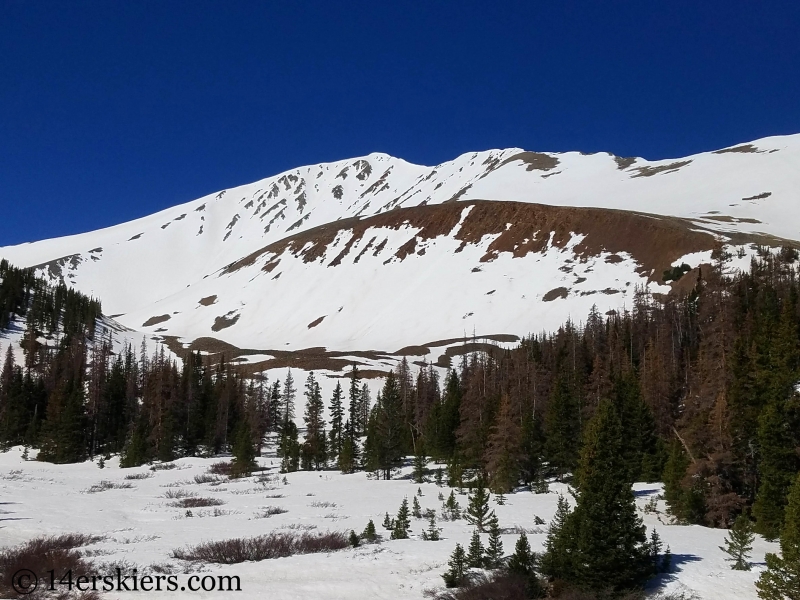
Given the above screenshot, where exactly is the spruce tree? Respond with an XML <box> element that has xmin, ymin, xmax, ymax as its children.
<box><xmin>757</xmin><ymin>472</ymin><xmax>800</xmax><ymax>599</ymax></box>
<box><xmin>720</xmin><ymin>514</ymin><xmax>755</xmax><ymax>571</ymax></box>
<box><xmin>442</xmin><ymin>544</ymin><xmax>467</xmax><ymax>588</ymax></box>
<box><xmin>231</xmin><ymin>419</ymin><xmax>256</xmax><ymax>477</ymax></box>
<box><xmin>422</xmin><ymin>511</ymin><xmax>441</xmax><ymax>541</ymax></box>
<box><xmin>302</xmin><ymin>372</ymin><xmax>326</xmax><ymax>469</ymax></box>
<box><xmin>567</xmin><ymin>399</ymin><xmax>651</xmax><ymax>593</ymax></box>
<box><xmin>362</xmin><ymin>519</ymin><xmax>377</xmax><ymax>542</ymax></box>
<box><xmin>753</xmin><ymin>401</ymin><xmax>798</xmax><ymax>540</ymax></box>
<box><xmin>412</xmin><ymin>495</ymin><xmax>422</xmax><ymax>518</ymax></box>
<box><xmin>328</xmin><ymin>382</ymin><xmax>344</xmax><ymax>462</ymax></box>
<box><xmin>544</xmin><ymin>373</ymin><xmax>581</xmax><ymax>481</ymax></box>
<box><xmin>540</xmin><ymin>494</ymin><xmax>574</xmax><ymax>580</ymax></box>
<box><xmin>391</xmin><ymin>497</ymin><xmax>411</xmax><ymax>539</ymax></box>
<box><xmin>508</xmin><ymin>533</ymin><xmax>544</xmax><ymax>598</ymax></box>
<box><xmin>467</xmin><ymin>529</ymin><xmax>485</xmax><ymax>568</ymax></box>
<box><xmin>484</xmin><ymin>512</ymin><xmax>504</xmax><ymax>569</ymax></box>
<box><xmin>465</xmin><ymin>479</ymin><xmax>492</xmax><ymax>531</ymax></box>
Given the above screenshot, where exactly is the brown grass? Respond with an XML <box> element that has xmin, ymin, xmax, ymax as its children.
<box><xmin>171</xmin><ymin>531</ymin><xmax>348</xmax><ymax>564</ymax></box>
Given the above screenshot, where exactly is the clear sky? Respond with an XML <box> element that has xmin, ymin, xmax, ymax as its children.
<box><xmin>1</xmin><ymin>1</ymin><xmax>798</xmax><ymax>246</ymax></box>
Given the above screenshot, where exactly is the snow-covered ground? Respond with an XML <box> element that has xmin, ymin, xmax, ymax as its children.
<box><xmin>0</xmin><ymin>445</ymin><xmax>777</xmax><ymax>599</ymax></box>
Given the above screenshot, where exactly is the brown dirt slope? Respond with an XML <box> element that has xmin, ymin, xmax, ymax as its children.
<box><xmin>221</xmin><ymin>200</ymin><xmax>765</xmax><ymax>283</ymax></box>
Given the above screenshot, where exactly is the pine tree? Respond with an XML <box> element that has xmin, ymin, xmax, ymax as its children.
<box><xmin>508</xmin><ymin>532</ymin><xmax>544</xmax><ymax>598</ymax></box>
<box><xmin>565</xmin><ymin>399</ymin><xmax>652</xmax><ymax>593</ymax></box>
<box><xmin>544</xmin><ymin>373</ymin><xmax>581</xmax><ymax>480</ymax></box>
<box><xmin>412</xmin><ymin>495</ymin><xmax>422</xmax><ymax>518</ymax></box>
<box><xmin>466</xmin><ymin>529</ymin><xmax>485</xmax><ymax>568</ymax></box>
<box><xmin>484</xmin><ymin>512</ymin><xmax>504</xmax><ymax>569</ymax></box>
<box><xmin>506</xmin><ymin>533</ymin><xmax>534</xmax><ymax>578</ymax></box>
<box><xmin>465</xmin><ymin>479</ymin><xmax>492</xmax><ymax>531</ymax></box>
<box><xmin>362</xmin><ymin>519</ymin><xmax>377</xmax><ymax>542</ymax></box>
<box><xmin>485</xmin><ymin>393</ymin><xmax>521</xmax><ymax>493</ymax></box>
<box><xmin>382</xmin><ymin>512</ymin><xmax>393</xmax><ymax>530</ymax></box>
<box><xmin>302</xmin><ymin>372</ymin><xmax>326</xmax><ymax>469</ymax></box>
<box><xmin>413</xmin><ymin>450</ymin><xmax>427</xmax><ymax>483</ymax></box>
<box><xmin>443</xmin><ymin>490</ymin><xmax>461</xmax><ymax>520</ymax></box>
<box><xmin>540</xmin><ymin>494</ymin><xmax>574</xmax><ymax>580</ymax></box>
<box><xmin>231</xmin><ymin>418</ymin><xmax>256</xmax><ymax>477</ymax></box>
<box><xmin>349</xmin><ymin>530</ymin><xmax>360</xmax><ymax>547</ymax></box>
<box><xmin>328</xmin><ymin>382</ymin><xmax>344</xmax><ymax>462</ymax></box>
<box><xmin>391</xmin><ymin>497</ymin><xmax>411</xmax><ymax>539</ymax></box>
<box><xmin>281</xmin><ymin>370</ymin><xmax>296</xmax><ymax>432</ymax></box>
<box><xmin>422</xmin><ymin>511</ymin><xmax>441</xmax><ymax>541</ymax></box>
<box><xmin>753</xmin><ymin>401</ymin><xmax>798</xmax><ymax>540</ymax></box>
<box><xmin>757</xmin><ymin>472</ymin><xmax>800</xmax><ymax>599</ymax></box>
<box><xmin>338</xmin><ymin>432</ymin><xmax>356</xmax><ymax>474</ymax></box>
<box><xmin>720</xmin><ymin>514</ymin><xmax>755</xmax><ymax>571</ymax></box>
<box><xmin>442</xmin><ymin>543</ymin><xmax>467</xmax><ymax>588</ymax></box>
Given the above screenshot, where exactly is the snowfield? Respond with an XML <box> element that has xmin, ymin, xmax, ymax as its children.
<box><xmin>0</xmin><ymin>444</ymin><xmax>778</xmax><ymax>600</ymax></box>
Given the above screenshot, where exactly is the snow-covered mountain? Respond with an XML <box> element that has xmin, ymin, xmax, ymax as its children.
<box><xmin>2</xmin><ymin>135</ymin><xmax>799</xmax><ymax>363</ymax></box>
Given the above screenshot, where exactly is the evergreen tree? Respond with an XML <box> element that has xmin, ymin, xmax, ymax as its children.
<box><xmin>754</xmin><ymin>401</ymin><xmax>798</xmax><ymax>540</ymax></box>
<box><xmin>347</xmin><ymin>365</ymin><xmax>361</xmax><ymax>436</ymax></box>
<box><xmin>465</xmin><ymin>479</ymin><xmax>492</xmax><ymax>531</ymax></box>
<box><xmin>338</xmin><ymin>430</ymin><xmax>356</xmax><ymax>473</ymax></box>
<box><xmin>507</xmin><ymin>533</ymin><xmax>544</xmax><ymax>598</ymax></box>
<box><xmin>544</xmin><ymin>373</ymin><xmax>580</xmax><ymax>480</ymax></box>
<box><xmin>422</xmin><ymin>511</ymin><xmax>441</xmax><ymax>541</ymax></box>
<box><xmin>757</xmin><ymin>472</ymin><xmax>800</xmax><ymax>599</ymax></box>
<box><xmin>302</xmin><ymin>372</ymin><xmax>326</xmax><ymax>469</ymax></box>
<box><xmin>662</xmin><ymin>439</ymin><xmax>690</xmax><ymax>521</ymax></box>
<box><xmin>349</xmin><ymin>530</ymin><xmax>360</xmax><ymax>547</ymax></box>
<box><xmin>720</xmin><ymin>514</ymin><xmax>755</xmax><ymax>571</ymax></box>
<box><xmin>231</xmin><ymin>418</ymin><xmax>256</xmax><ymax>477</ymax></box>
<box><xmin>281</xmin><ymin>370</ymin><xmax>296</xmax><ymax>432</ymax></box>
<box><xmin>391</xmin><ymin>497</ymin><xmax>411</xmax><ymax>539</ymax></box>
<box><xmin>413</xmin><ymin>450</ymin><xmax>427</xmax><ymax>483</ymax></box>
<box><xmin>560</xmin><ymin>399</ymin><xmax>652</xmax><ymax>593</ymax></box>
<box><xmin>412</xmin><ymin>495</ymin><xmax>422</xmax><ymax>518</ymax></box>
<box><xmin>540</xmin><ymin>494</ymin><xmax>574</xmax><ymax>580</ymax></box>
<box><xmin>362</xmin><ymin>519</ymin><xmax>377</xmax><ymax>542</ymax></box>
<box><xmin>485</xmin><ymin>393</ymin><xmax>521</xmax><ymax>493</ymax></box>
<box><xmin>484</xmin><ymin>512</ymin><xmax>504</xmax><ymax>569</ymax></box>
<box><xmin>442</xmin><ymin>544</ymin><xmax>467</xmax><ymax>588</ymax></box>
<box><xmin>466</xmin><ymin>529</ymin><xmax>485</xmax><ymax>568</ymax></box>
<box><xmin>328</xmin><ymin>382</ymin><xmax>344</xmax><ymax>462</ymax></box>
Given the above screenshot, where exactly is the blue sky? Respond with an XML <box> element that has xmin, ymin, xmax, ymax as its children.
<box><xmin>1</xmin><ymin>1</ymin><xmax>798</xmax><ymax>246</ymax></box>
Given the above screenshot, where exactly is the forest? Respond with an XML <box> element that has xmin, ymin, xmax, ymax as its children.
<box><xmin>2</xmin><ymin>247</ymin><xmax>800</xmax><ymax>594</ymax></box>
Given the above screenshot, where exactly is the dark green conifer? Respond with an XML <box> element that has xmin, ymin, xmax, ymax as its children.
<box><xmin>465</xmin><ymin>479</ymin><xmax>491</xmax><ymax>531</ymax></box>
<box><xmin>466</xmin><ymin>529</ymin><xmax>484</xmax><ymax>568</ymax></box>
<box><xmin>442</xmin><ymin>543</ymin><xmax>467</xmax><ymax>588</ymax></box>
<box><xmin>484</xmin><ymin>512</ymin><xmax>504</xmax><ymax>569</ymax></box>
<box><xmin>720</xmin><ymin>514</ymin><xmax>754</xmax><ymax>571</ymax></box>
<box><xmin>757</xmin><ymin>472</ymin><xmax>800</xmax><ymax>599</ymax></box>
<box><xmin>753</xmin><ymin>401</ymin><xmax>798</xmax><ymax>540</ymax></box>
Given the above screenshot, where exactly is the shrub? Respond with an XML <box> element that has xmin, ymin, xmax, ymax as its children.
<box><xmin>0</xmin><ymin>534</ymin><xmax>104</xmax><ymax>598</ymax></box>
<box><xmin>84</xmin><ymin>480</ymin><xmax>134</xmax><ymax>493</ymax></box>
<box><xmin>193</xmin><ymin>473</ymin><xmax>224</xmax><ymax>484</ymax></box>
<box><xmin>124</xmin><ymin>472</ymin><xmax>153</xmax><ymax>480</ymax></box>
<box><xmin>254</xmin><ymin>506</ymin><xmax>288</xmax><ymax>518</ymax></box>
<box><xmin>171</xmin><ymin>531</ymin><xmax>348</xmax><ymax>563</ymax></box>
<box><xmin>170</xmin><ymin>497</ymin><xmax>225</xmax><ymax>509</ymax></box>
<box><xmin>163</xmin><ymin>489</ymin><xmax>197</xmax><ymax>499</ymax></box>
<box><xmin>149</xmin><ymin>462</ymin><xmax>177</xmax><ymax>471</ymax></box>
<box><xmin>208</xmin><ymin>461</ymin><xmax>233</xmax><ymax>476</ymax></box>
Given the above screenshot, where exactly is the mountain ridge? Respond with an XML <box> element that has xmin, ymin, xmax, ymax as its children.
<box><xmin>2</xmin><ymin>134</ymin><xmax>798</xmax><ymax>360</ymax></box>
